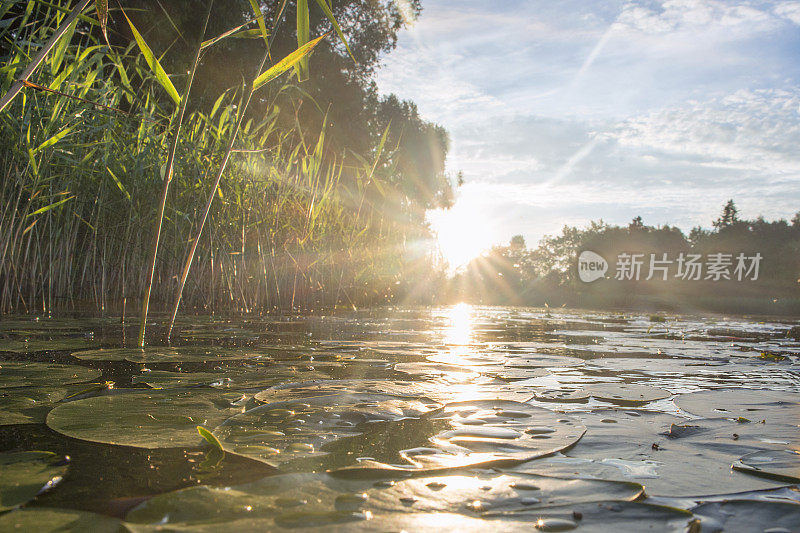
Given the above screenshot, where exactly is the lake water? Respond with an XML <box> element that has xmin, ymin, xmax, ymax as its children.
<box><xmin>1</xmin><ymin>305</ymin><xmax>799</xmax><ymax>531</ymax></box>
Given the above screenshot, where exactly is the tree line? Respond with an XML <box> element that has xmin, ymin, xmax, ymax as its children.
<box><xmin>449</xmin><ymin>201</ymin><xmax>800</xmax><ymax>314</ymax></box>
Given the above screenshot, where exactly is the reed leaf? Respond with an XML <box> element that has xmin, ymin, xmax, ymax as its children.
<box><xmin>95</xmin><ymin>0</ymin><xmax>108</xmax><ymax>45</ymax></box>
<box><xmin>312</xmin><ymin>0</ymin><xmax>354</xmax><ymax>61</ymax></box>
<box><xmin>296</xmin><ymin>0</ymin><xmax>310</xmax><ymax>81</ymax></box>
<box><xmin>26</xmin><ymin>195</ymin><xmax>75</xmax><ymax>217</ymax></box>
<box><xmin>122</xmin><ymin>9</ymin><xmax>180</xmax><ymax>105</ymax></box>
<box><xmin>247</xmin><ymin>0</ymin><xmax>269</xmax><ymax>46</ymax></box>
<box><xmin>253</xmin><ymin>34</ymin><xmax>327</xmax><ymax>91</ymax></box>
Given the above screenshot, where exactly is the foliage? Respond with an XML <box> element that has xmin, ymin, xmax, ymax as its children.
<box><xmin>451</xmin><ymin>201</ymin><xmax>800</xmax><ymax>313</ymax></box>
<box><xmin>0</xmin><ymin>0</ymin><xmax>451</xmax><ymax>316</ymax></box>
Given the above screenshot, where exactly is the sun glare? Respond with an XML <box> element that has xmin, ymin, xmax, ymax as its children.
<box><xmin>427</xmin><ymin>204</ymin><xmax>493</xmax><ymax>270</ymax></box>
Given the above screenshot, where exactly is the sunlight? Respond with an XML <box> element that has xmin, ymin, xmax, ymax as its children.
<box><xmin>427</xmin><ymin>203</ymin><xmax>493</xmax><ymax>270</ymax></box>
<box><xmin>443</xmin><ymin>302</ymin><xmax>473</xmax><ymax>345</ymax></box>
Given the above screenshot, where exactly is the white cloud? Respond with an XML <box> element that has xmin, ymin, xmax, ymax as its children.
<box><xmin>373</xmin><ymin>1</ymin><xmax>800</xmax><ymax>245</ymax></box>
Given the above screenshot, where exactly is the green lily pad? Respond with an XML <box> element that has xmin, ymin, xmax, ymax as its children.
<box><xmin>426</xmin><ymin>353</ymin><xmax>506</xmax><ymax>369</ymax></box>
<box><xmin>0</xmin><ymin>387</ymin><xmax>67</xmax><ymax>425</ymax></box>
<box><xmin>125</xmin><ymin>471</ymin><xmax>644</xmax><ymax>530</ymax></box>
<box><xmin>675</xmin><ymin>389</ymin><xmax>800</xmax><ymax>423</ymax></box>
<box><xmin>47</xmin><ymin>389</ymin><xmax>248</xmax><ymax>449</ymax></box>
<box><xmin>335</xmin><ymin>399</ymin><xmax>585</xmax><ymax>475</ymax></box>
<box><xmin>215</xmin><ymin>392</ymin><xmax>442</xmax><ymax>469</ymax></box>
<box><xmin>126</xmin><ymin>486</ymin><xmax>692</xmax><ymax>533</ymax></box>
<box><xmin>253</xmin><ymin>379</ymin><xmax>437</xmax><ymax>403</ymax></box>
<box><xmin>533</xmin><ymin>383</ymin><xmax>671</xmax><ymax>405</ymax></box>
<box><xmin>0</xmin><ymin>508</ymin><xmax>124</xmax><ymax>532</ymax></box>
<box><xmin>733</xmin><ymin>449</ymin><xmax>800</xmax><ymax>483</ymax></box>
<box><xmin>71</xmin><ymin>347</ymin><xmax>271</xmax><ymax>363</ymax></box>
<box><xmin>0</xmin><ymin>337</ymin><xmax>98</xmax><ymax>353</ymax></box>
<box><xmin>0</xmin><ymin>451</ymin><xmax>68</xmax><ymax>511</ymax></box>
<box><xmin>393</xmin><ymin>362</ymin><xmax>482</xmax><ymax>380</ymax></box>
<box><xmin>132</xmin><ymin>365</ymin><xmax>329</xmax><ymax>390</ymax></box>
<box><xmin>691</xmin><ymin>500</ymin><xmax>800</xmax><ymax>532</ymax></box>
<box><xmin>504</xmin><ymin>354</ymin><xmax>584</xmax><ymax>368</ymax></box>
<box><xmin>510</xmin><ymin>410</ymin><xmax>794</xmax><ymax>496</ymax></box>
<box><xmin>0</xmin><ymin>362</ymin><xmax>102</xmax><ymax>389</ymax></box>
<box><xmin>254</xmin><ymin>378</ymin><xmax>532</xmax><ymax>405</ymax></box>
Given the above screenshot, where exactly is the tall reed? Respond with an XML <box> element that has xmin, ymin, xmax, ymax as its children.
<box><xmin>0</xmin><ymin>0</ymin><xmax>441</xmax><ymax>322</ymax></box>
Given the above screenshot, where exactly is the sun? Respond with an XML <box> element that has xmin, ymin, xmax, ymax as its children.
<box><xmin>427</xmin><ymin>202</ymin><xmax>493</xmax><ymax>270</ymax></box>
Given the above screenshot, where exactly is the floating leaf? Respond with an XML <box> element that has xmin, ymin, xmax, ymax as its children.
<box><xmin>510</xmin><ymin>410</ymin><xmax>794</xmax><ymax>496</ymax></box>
<box><xmin>691</xmin><ymin>500</ymin><xmax>800</xmax><ymax>532</ymax></box>
<box><xmin>733</xmin><ymin>449</ymin><xmax>800</xmax><ymax>483</ymax></box>
<box><xmin>0</xmin><ymin>387</ymin><xmax>67</xmax><ymax>425</ymax></box>
<box><xmin>0</xmin><ymin>336</ymin><xmax>97</xmax><ymax>353</ymax></box>
<box><xmin>334</xmin><ymin>399</ymin><xmax>585</xmax><ymax>475</ymax></box>
<box><xmin>72</xmin><ymin>347</ymin><xmax>269</xmax><ymax>363</ymax></box>
<box><xmin>47</xmin><ymin>389</ymin><xmax>248</xmax><ymax>449</ymax></box>
<box><xmin>675</xmin><ymin>389</ymin><xmax>800</xmax><ymax>424</ymax></box>
<box><xmin>0</xmin><ymin>451</ymin><xmax>68</xmax><ymax>511</ymax></box>
<box><xmin>533</xmin><ymin>383</ymin><xmax>671</xmax><ymax>405</ymax></box>
<box><xmin>0</xmin><ymin>362</ymin><xmax>101</xmax><ymax>389</ymax></box>
<box><xmin>0</xmin><ymin>508</ymin><xmax>123</xmax><ymax>532</ymax></box>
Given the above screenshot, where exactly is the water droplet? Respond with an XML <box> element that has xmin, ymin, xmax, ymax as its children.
<box><xmin>534</xmin><ymin>517</ymin><xmax>578</xmax><ymax>531</ymax></box>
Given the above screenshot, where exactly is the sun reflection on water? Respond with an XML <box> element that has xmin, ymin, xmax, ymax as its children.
<box><xmin>443</xmin><ymin>302</ymin><xmax>474</xmax><ymax>346</ymax></box>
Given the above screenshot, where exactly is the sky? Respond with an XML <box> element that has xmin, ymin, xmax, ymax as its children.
<box><xmin>375</xmin><ymin>0</ymin><xmax>800</xmax><ymax>253</ymax></box>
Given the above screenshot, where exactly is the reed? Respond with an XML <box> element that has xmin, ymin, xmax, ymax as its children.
<box><xmin>0</xmin><ymin>0</ymin><xmax>439</xmax><ymax>324</ymax></box>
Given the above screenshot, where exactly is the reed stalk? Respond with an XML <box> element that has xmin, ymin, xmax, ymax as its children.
<box><xmin>138</xmin><ymin>1</ymin><xmax>213</xmax><ymax>347</ymax></box>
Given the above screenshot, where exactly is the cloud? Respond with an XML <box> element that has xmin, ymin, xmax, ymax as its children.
<box><xmin>447</xmin><ymin>87</ymin><xmax>800</xmax><ymax>243</ymax></box>
<box><xmin>614</xmin><ymin>88</ymin><xmax>800</xmax><ymax>174</ymax></box>
<box><xmin>374</xmin><ymin>0</ymin><xmax>800</xmax><ymax>245</ymax></box>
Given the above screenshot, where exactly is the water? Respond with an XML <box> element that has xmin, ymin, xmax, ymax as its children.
<box><xmin>1</xmin><ymin>305</ymin><xmax>799</xmax><ymax>531</ymax></box>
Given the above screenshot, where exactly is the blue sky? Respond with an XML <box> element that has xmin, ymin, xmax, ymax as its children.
<box><xmin>375</xmin><ymin>0</ymin><xmax>800</xmax><ymax>251</ymax></box>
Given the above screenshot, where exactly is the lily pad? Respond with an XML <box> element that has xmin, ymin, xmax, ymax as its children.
<box><xmin>503</xmin><ymin>354</ymin><xmax>584</xmax><ymax>369</ymax></box>
<box><xmin>335</xmin><ymin>399</ymin><xmax>585</xmax><ymax>475</ymax></box>
<box><xmin>0</xmin><ymin>508</ymin><xmax>124</xmax><ymax>532</ymax></box>
<box><xmin>0</xmin><ymin>387</ymin><xmax>67</xmax><ymax>425</ymax></box>
<box><xmin>215</xmin><ymin>392</ymin><xmax>442</xmax><ymax>469</ymax></box>
<box><xmin>349</xmin><ymin>472</ymin><xmax>646</xmax><ymax>514</ymax></box>
<box><xmin>510</xmin><ymin>410</ymin><xmax>794</xmax><ymax>496</ymax></box>
<box><xmin>675</xmin><ymin>389</ymin><xmax>800</xmax><ymax>423</ymax></box>
<box><xmin>253</xmin><ymin>379</ymin><xmax>437</xmax><ymax>403</ymax></box>
<box><xmin>47</xmin><ymin>389</ymin><xmax>248</xmax><ymax>448</ymax></box>
<box><xmin>426</xmin><ymin>353</ymin><xmax>506</xmax><ymax>369</ymax></box>
<box><xmin>0</xmin><ymin>451</ymin><xmax>68</xmax><ymax>511</ymax></box>
<box><xmin>71</xmin><ymin>347</ymin><xmax>270</xmax><ymax>363</ymax></box>
<box><xmin>0</xmin><ymin>337</ymin><xmax>98</xmax><ymax>353</ymax></box>
<box><xmin>0</xmin><ymin>361</ymin><xmax>102</xmax><ymax>389</ymax></box>
<box><xmin>132</xmin><ymin>365</ymin><xmax>329</xmax><ymax>390</ymax></box>
<box><xmin>253</xmin><ymin>378</ymin><xmax>531</xmax><ymax>405</ymax></box>
<box><xmin>690</xmin><ymin>500</ymin><xmax>800</xmax><ymax>533</ymax></box>
<box><xmin>125</xmin><ymin>471</ymin><xmax>644</xmax><ymax>530</ymax></box>
<box><xmin>393</xmin><ymin>362</ymin><xmax>482</xmax><ymax>380</ymax></box>
<box><xmin>128</xmin><ymin>498</ymin><xmax>692</xmax><ymax>532</ymax></box>
<box><xmin>533</xmin><ymin>383</ymin><xmax>671</xmax><ymax>405</ymax></box>
<box><xmin>733</xmin><ymin>449</ymin><xmax>800</xmax><ymax>483</ymax></box>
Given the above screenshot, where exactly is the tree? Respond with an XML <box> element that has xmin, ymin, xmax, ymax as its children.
<box><xmin>713</xmin><ymin>199</ymin><xmax>739</xmax><ymax>229</ymax></box>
